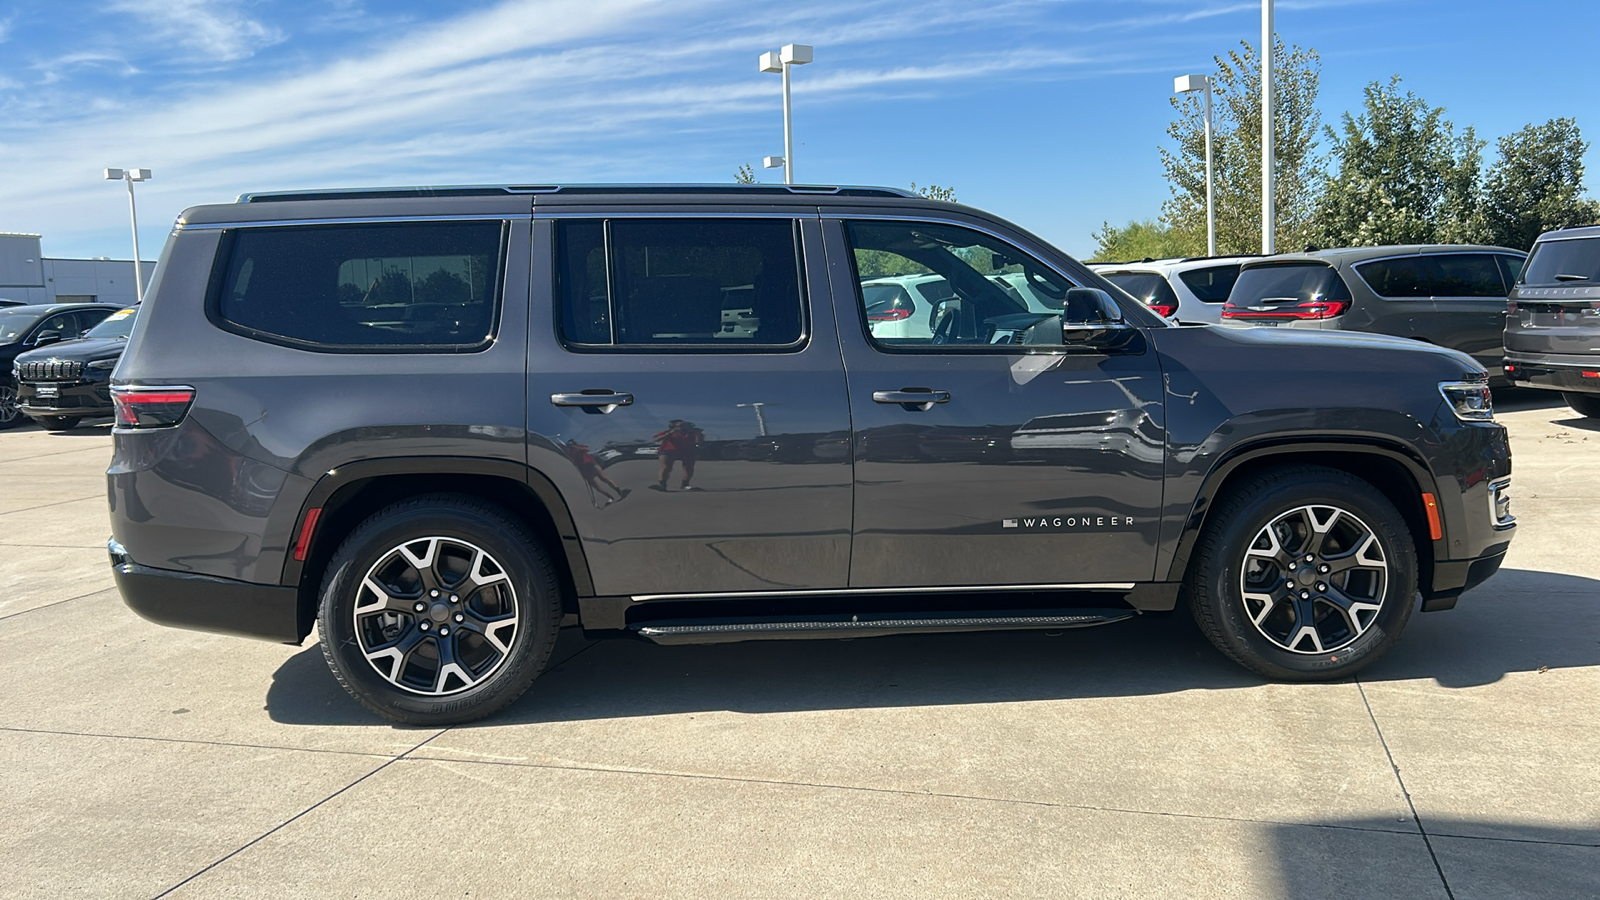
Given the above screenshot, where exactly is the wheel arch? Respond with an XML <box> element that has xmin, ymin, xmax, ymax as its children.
<box><xmin>1167</xmin><ymin>440</ymin><xmax>1443</xmax><ymax>597</ymax></box>
<box><xmin>281</xmin><ymin>458</ymin><xmax>591</xmax><ymax>642</ymax></box>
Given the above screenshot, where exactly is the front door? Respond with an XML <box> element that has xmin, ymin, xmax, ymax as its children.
<box><xmin>528</xmin><ymin>214</ymin><xmax>854</xmax><ymax>598</ymax></box>
<box><xmin>824</xmin><ymin>216</ymin><xmax>1166</xmax><ymax>589</ymax></box>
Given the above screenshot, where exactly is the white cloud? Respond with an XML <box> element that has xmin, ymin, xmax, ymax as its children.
<box><xmin>105</xmin><ymin>0</ymin><xmax>284</xmax><ymax>61</ymax></box>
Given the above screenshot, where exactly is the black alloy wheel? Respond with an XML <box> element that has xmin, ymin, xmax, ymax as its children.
<box><xmin>318</xmin><ymin>495</ymin><xmax>562</xmax><ymax>725</ymax></box>
<box><xmin>1187</xmin><ymin>464</ymin><xmax>1416</xmax><ymax>680</ymax></box>
<box><xmin>0</xmin><ymin>383</ymin><xmax>20</xmax><ymax>429</ymax></box>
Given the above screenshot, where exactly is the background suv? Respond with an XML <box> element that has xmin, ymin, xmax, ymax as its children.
<box><xmin>0</xmin><ymin>303</ymin><xmax>118</xmax><ymax>429</ymax></box>
<box><xmin>1091</xmin><ymin>256</ymin><xmax>1257</xmax><ymax>323</ymax></box>
<box><xmin>1221</xmin><ymin>245</ymin><xmax>1525</xmax><ymax>381</ymax></box>
<box><xmin>1504</xmin><ymin>225</ymin><xmax>1600</xmax><ymax>417</ymax></box>
<box><xmin>108</xmin><ymin>184</ymin><xmax>1513</xmax><ymax>725</ymax></box>
<box><xmin>14</xmin><ymin>305</ymin><xmax>138</xmax><ymax>430</ymax></box>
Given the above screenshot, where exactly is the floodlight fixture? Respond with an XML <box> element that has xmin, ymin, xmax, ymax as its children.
<box><xmin>758</xmin><ymin>43</ymin><xmax>815</xmax><ymax>185</ymax></box>
<box><xmin>104</xmin><ymin>166</ymin><xmax>154</xmax><ymax>302</ymax></box>
<box><xmin>763</xmin><ymin>156</ymin><xmax>785</xmax><ymax>169</ymax></box>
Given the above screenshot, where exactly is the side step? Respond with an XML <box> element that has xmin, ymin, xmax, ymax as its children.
<box><xmin>629</xmin><ymin>609</ymin><xmax>1137</xmax><ymax>645</ymax></box>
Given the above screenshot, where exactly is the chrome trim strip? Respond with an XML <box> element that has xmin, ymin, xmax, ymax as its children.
<box><xmin>630</xmin><ymin>583</ymin><xmax>1137</xmax><ymax>603</ymax></box>
<box><xmin>531</xmin><ymin>210</ymin><xmax>824</xmax><ymax>219</ymax></box>
<box><xmin>176</xmin><ymin>214</ymin><xmax>515</xmax><ymax>231</ymax></box>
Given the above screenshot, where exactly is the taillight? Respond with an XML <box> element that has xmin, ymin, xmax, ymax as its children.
<box><xmin>1149</xmin><ymin>301</ymin><xmax>1178</xmax><ymax>318</ymax></box>
<box><xmin>112</xmin><ymin>385</ymin><xmax>195</xmax><ymax>428</ymax></box>
<box><xmin>1222</xmin><ymin>299</ymin><xmax>1350</xmax><ymax>320</ymax></box>
<box><xmin>1506</xmin><ymin>301</ymin><xmax>1518</xmax><ymax>315</ymax></box>
<box><xmin>868</xmin><ymin>308</ymin><xmax>913</xmax><ymax>321</ymax></box>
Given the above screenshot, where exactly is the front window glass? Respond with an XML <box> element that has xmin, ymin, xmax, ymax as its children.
<box><xmin>215</xmin><ymin>222</ymin><xmax>505</xmax><ymax>350</ymax></box>
<box><xmin>1177</xmin><ymin>264</ymin><xmax>1242</xmax><ymax>302</ymax></box>
<box><xmin>0</xmin><ymin>310</ymin><xmax>46</xmax><ymax>343</ymax></box>
<box><xmin>1231</xmin><ymin>264</ymin><xmax>1352</xmax><ymax>304</ymax></box>
<box><xmin>846</xmin><ymin>220</ymin><xmax>1078</xmax><ymax>349</ymax></box>
<box><xmin>85</xmin><ymin>307</ymin><xmax>138</xmax><ymax>339</ymax></box>
<box><xmin>1356</xmin><ymin>254</ymin><xmax>1508</xmax><ymax>298</ymax></box>
<box><xmin>1521</xmin><ymin>237</ymin><xmax>1600</xmax><ymax>286</ymax></box>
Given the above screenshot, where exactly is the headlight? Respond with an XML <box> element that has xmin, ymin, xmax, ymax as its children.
<box><xmin>86</xmin><ymin>358</ymin><xmax>118</xmax><ymax>370</ymax></box>
<box><xmin>1439</xmin><ymin>381</ymin><xmax>1493</xmax><ymax>421</ymax></box>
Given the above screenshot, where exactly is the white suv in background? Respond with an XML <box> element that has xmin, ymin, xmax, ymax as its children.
<box><xmin>1090</xmin><ymin>256</ymin><xmax>1257</xmax><ymax>324</ymax></box>
<box><xmin>860</xmin><ymin>274</ymin><xmax>956</xmax><ymax>339</ymax></box>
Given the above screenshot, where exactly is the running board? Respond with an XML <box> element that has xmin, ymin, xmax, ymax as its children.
<box><xmin>629</xmin><ymin>609</ymin><xmax>1137</xmax><ymax>645</ymax></box>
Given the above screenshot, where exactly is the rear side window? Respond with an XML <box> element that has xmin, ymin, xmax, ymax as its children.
<box><xmin>557</xmin><ymin>218</ymin><xmax>805</xmax><ymax>349</ymax></box>
<box><xmin>1177</xmin><ymin>264</ymin><xmax>1241</xmax><ymax>302</ymax></box>
<box><xmin>213</xmin><ymin>222</ymin><xmax>506</xmax><ymax>351</ymax></box>
<box><xmin>1355</xmin><ymin>254</ymin><xmax>1506</xmax><ymax>298</ymax></box>
<box><xmin>1102</xmin><ymin>272</ymin><xmax>1180</xmax><ymax>308</ymax></box>
<box><xmin>1231</xmin><ymin>264</ymin><xmax>1352</xmax><ymax>304</ymax></box>
<box><xmin>1521</xmin><ymin>237</ymin><xmax>1600</xmax><ymax>286</ymax></box>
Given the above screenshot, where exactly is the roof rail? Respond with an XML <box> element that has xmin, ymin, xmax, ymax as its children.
<box><xmin>1177</xmin><ymin>253</ymin><xmax>1265</xmax><ymax>262</ymax></box>
<box><xmin>237</xmin><ymin>183</ymin><xmax>919</xmax><ymax>203</ymax></box>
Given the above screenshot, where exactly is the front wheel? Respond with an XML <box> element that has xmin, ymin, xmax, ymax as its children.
<box><xmin>1187</xmin><ymin>465</ymin><xmax>1417</xmax><ymax>680</ymax></box>
<box><xmin>318</xmin><ymin>495</ymin><xmax>563</xmax><ymax>725</ymax></box>
<box><xmin>33</xmin><ymin>415</ymin><xmax>81</xmax><ymax>432</ymax></box>
<box><xmin>0</xmin><ymin>382</ymin><xmax>20</xmax><ymax>430</ymax></box>
<box><xmin>1562</xmin><ymin>392</ymin><xmax>1600</xmax><ymax>419</ymax></box>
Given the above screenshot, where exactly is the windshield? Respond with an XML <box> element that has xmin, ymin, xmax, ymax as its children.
<box><xmin>85</xmin><ymin>307</ymin><xmax>139</xmax><ymax>339</ymax></box>
<box><xmin>0</xmin><ymin>309</ymin><xmax>46</xmax><ymax>344</ymax></box>
<box><xmin>1101</xmin><ymin>272</ymin><xmax>1179</xmax><ymax>309</ymax></box>
<box><xmin>1230</xmin><ymin>264</ymin><xmax>1352</xmax><ymax>304</ymax></box>
<box><xmin>1522</xmin><ymin>237</ymin><xmax>1600</xmax><ymax>286</ymax></box>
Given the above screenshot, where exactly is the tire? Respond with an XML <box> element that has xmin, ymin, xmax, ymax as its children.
<box><xmin>0</xmin><ymin>382</ymin><xmax>20</xmax><ymax>430</ymax></box>
<box><xmin>317</xmin><ymin>494</ymin><xmax>563</xmax><ymax>725</ymax></box>
<box><xmin>1187</xmin><ymin>464</ymin><xmax>1417</xmax><ymax>680</ymax></box>
<box><xmin>1562</xmin><ymin>392</ymin><xmax>1600</xmax><ymax>419</ymax></box>
<box><xmin>33</xmin><ymin>415</ymin><xmax>81</xmax><ymax>432</ymax></box>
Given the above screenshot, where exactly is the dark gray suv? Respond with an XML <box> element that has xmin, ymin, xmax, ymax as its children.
<box><xmin>109</xmin><ymin>185</ymin><xmax>1516</xmax><ymax>724</ymax></box>
<box><xmin>1504</xmin><ymin>225</ymin><xmax>1600</xmax><ymax>416</ymax></box>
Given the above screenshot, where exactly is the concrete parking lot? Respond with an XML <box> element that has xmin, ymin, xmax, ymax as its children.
<box><xmin>0</xmin><ymin>392</ymin><xmax>1595</xmax><ymax>899</ymax></box>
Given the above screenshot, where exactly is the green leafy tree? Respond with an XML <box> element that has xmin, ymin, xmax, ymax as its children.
<box><xmin>1483</xmin><ymin>118</ymin><xmax>1600</xmax><ymax>250</ymax></box>
<box><xmin>911</xmin><ymin>182</ymin><xmax>957</xmax><ymax>202</ymax></box>
<box><xmin>735</xmin><ymin>163</ymin><xmax>756</xmax><ymax>184</ymax></box>
<box><xmin>1314</xmin><ymin>76</ymin><xmax>1486</xmax><ymax>247</ymax></box>
<box><xmin>1161</xmin><ymin>38</ymin><xmax>1324</xmax><ymax>255</ymax></box>
<box><xmin>1088</xmin><ymin>219</ymin><xmax>1187</xmax><ymax>262</ymax></box>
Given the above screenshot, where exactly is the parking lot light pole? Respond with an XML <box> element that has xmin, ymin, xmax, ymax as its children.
<box><xmin>1175</xmin><ymin>74</ymin><xmax>1215</xmax><ymax>257</ymax></box>
<box><xmin>105</xmin><ymin>167</ymin><xmax>153</xmax><ymax>303</ymax></box>
<box><xmin>759</xmin><ymin>44</ymin><xmax>812</xmax><ymax>185</ymax></box>
<box><xmin>1261</xmin><ymin>0</ymin><xmax>1275</xmax><ymax>254</ymax></box>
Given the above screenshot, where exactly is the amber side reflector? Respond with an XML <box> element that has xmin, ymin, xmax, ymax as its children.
<box><xmin>1421</xmin><ymin>493</ymin><xmax>1443</xmax><ymax>541</ymax></box>
<box><xmin>293</xmin><ymin>507</ymin><xmax>323</xmax><ymax>561</ymax></box>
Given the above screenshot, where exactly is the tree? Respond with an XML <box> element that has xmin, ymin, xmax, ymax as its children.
<box><xmin>1314</xmin><ymin>76</ymin><xmax>1486</xmax><ymax>247</ymax></box>
<box><xmin>734</xmin><ymin>163</ymin><xmax>756</xmax><ymax>184</ymax></box>
<box><xmin>1483</xmin><ymin>118</ymin><xmax>1600</xmax><ymax>251</ymax></box>
<box><xmin>910</xmin><ymin>182</ymin><xmax>957</xmax><ymax>202</ymax></box>
<box><xmin>1088</xmin><ymin>219</ymin><xmax>1187</xmax><ymax>262</ymax></box>
<box><xmin>1161</xmin><ymin>38</ymin><xmax>1324</xmax><ymax>255</ymax></box>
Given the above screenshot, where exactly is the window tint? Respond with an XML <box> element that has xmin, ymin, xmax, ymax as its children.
<box><xmin>1354</xmin><ymin>257</ymin><xmax>1433</xmax><ymax>297</ymax></box>
<box><xmin>0</xmin><ymin>310</ymin><xmax>47</xmax><ymax>344</ymax></box>
<box><xmin>1355</xmin><ymin>254</ymin><xmax>1507</xmax><ymax>298</ymax></box>
<box><xmin>1495</xmin><ymin>254</ymin><xmax>1525</xmax><ymax>290</ymax></box>
<box><xmin>215</xmin><ymin>222</ymin><xmax>504</xmax><ymax>350</ymax></box>
<box><xmin>1521</xmin><ymin>237</ymin><xmax>1600</xmax><ymax>286</ymax></box>
<box><xmin>1177</xmin><ymin>264</ymin><xmax>1241</xmax><ymax>302</ymax></box>
<box><xmin>1101</xmin><ymin>272</ymin><xmax>1179</xmax><ymax>309</ymax></box>
<box><xmin>557</xmin><ymin>218</ymin><xmax>804</xmax><ymax>348</ymax></box>
<box><xmin>1230</xmin><ymin>264</ymin><xmax>1352</xmax><ymax>304</ymax></box>
<box><xmin>846</xmin><ymin>220</ymin><xmax>1078</xmax><ymax>350</ymax></box>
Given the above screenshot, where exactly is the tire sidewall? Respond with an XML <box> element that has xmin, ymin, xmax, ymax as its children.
<box><xmin>319</xmin><ymin>500</ymin><xmax>558</xmax><ymax>724</ymax></box>
<box><xmin>1201</xmin><ymin>476</ymin><xmax>1416</xmax><ymax>679</ymax></box>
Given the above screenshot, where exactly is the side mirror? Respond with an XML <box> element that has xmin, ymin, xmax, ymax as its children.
<box><xmin>32</xmin><ymin>331</ymin><xmax>62</xmax><ymax>347</ymax></box>
<box><xmin>1061</xmin><ymin>288</ymin><xmax>1136</xmax><ymax>350</ymax></box>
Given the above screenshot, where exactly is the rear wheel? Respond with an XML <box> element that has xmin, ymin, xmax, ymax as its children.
<box><xmin>317</xmin><ymin>494</ymin><xmax>563</xmax><ymax>725</ymax></box>
<box><xmin>1562</xmin><ymin>392</ymin><xmax>1600</xmax><ymax>419</ymax></box>
<box><xmin>1187</xmin><ymin>465</ymin><xmax>1417</xmax><ymax>680</ymax></box>
<box><xmin>0</xmin><ymin>383</ymin><xmax>19</xmax><ymax>430</ymax></box>
<box><xmin>33</xmin><ymin>415</ymin><xmax>81</xmax><ymax>432</ymax></box>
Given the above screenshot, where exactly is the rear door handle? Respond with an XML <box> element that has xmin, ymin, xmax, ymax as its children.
<box><xmin>551</xmin><ymin>391</ymin><xmax>634</xmax><ymax>414</ymax></box>
<box><xmin>873</xmin><ymin>389</ymin><xmax>950</xmax><ymax>411</ymax></box>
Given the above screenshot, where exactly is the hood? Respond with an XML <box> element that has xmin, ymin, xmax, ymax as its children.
<box><xmin>1172</xmin><ymin>323</ymin><xmax>1484</xmax><ymax>377</ymax></box>
<box><xmin>13</xmin><ymin>337</ymin><xmax>129</xmax><ymax>365</ymax></box>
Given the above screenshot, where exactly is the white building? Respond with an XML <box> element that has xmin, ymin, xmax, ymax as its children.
<box><xmin>0</xmin><ymin>233</ymin><xmax>154</xmax><ymax>307</ymax></box>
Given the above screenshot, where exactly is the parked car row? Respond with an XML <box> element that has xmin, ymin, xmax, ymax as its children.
<box><xmin>0</xmin><ymin>303</ymin><xmax>124</xmax><ymax>429</ymax></box>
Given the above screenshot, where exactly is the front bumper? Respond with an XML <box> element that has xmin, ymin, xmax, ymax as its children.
<box><xmin>109</xmin><ymin>539</ymin><xmax>304</xmax><ymax>644</ymax></box>
<box><xmin>17</xmin><ymin>379</ymin><xmax>114</xmax><ymax>418</ymax></box>
<box><xmin>1422</xmin><ymin>541</ymin><xmax>1511</xmax><ymax>611</ymax></box>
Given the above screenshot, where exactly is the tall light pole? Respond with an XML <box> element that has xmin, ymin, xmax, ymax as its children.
<box><xmin>1175</xmin><ymin>74</ymin><xmax>1215</xmax><ymax>257</ymax></box>
<box><xmin>758</xmin><ymin>44</ymin><xmax>812</xmax><ymax>185</ymax></box>
<box><xmin>105</xmin><ymin>167</ymin><xmax>152</xmax><ymax>302</ymax></box>
<box><xmin>1261</xmin><ymin>0</ymin><xmax>1275</xmax><ymax>254</ymax></box>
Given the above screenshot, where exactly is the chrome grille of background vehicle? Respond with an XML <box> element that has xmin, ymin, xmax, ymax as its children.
<box><xmin>18</xmin><ymin>360</ymin><xmax>85</xmax><ymax>381</ymax></box>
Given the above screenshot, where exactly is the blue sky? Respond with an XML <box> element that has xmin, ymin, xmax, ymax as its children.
<box><xmin>2</xmin><ymin>0</ymin><xmax>1596</xmax><ymax>261</ymax></box>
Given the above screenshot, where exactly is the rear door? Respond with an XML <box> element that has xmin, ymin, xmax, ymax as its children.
<box><xmin>1424</xmin><ymin>252</ymin><xmax>1519</xmax><ymax>374</ymax></box>
<box><xmin>528</xmin><ymin>211</ymin><xmax>854</xmax><ymax>597</ymax></box>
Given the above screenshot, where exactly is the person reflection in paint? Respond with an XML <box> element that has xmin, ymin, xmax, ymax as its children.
<box><xmin>652</xmin><ymin>419</ymin><xmax>703</xmax><ymax>492</ymax></box>
<box><xmin>563</xmin><ymin>439</ymin><xmax>628</xmax><ymax>507</ymax></box>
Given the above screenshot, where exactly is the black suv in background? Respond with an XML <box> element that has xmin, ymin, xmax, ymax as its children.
<box><xmin>1</xmin><ymin>303</ymin><xmax>119</xmax><ymax>429</ymax></box>
<box><xmin>14</xmin><ymin>306</ymin><xmax>138</xmax><ymax>430</ymax></box>
<box><xmin>1221</xmin><ymin>245</ymin><xmax>1525</xmax><ymax>381</ymax></box>
<box><xmin>1504</xmin><ymin>226</ymin><xmax>1600</xmax><ymax>417</ymax></box>
<box><xmin>109</xmin><ymin>185</ymin><xmax>1515</xmax><ymax>724</ymax></box>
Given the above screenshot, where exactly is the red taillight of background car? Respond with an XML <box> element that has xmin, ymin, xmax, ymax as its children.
<box><xmin>1221</xmin><ymin>299</ymin><xmax>1351</xmax><ymax>320</ymax></box>
<box><xmin>112</xmin><ymin>386</ymin><xmax>196</xmax><ymax>428</ymax></box>
<box><xmin>1149</xmin><ymin>301</ymin><xmax>1178</xmax><ymax>318</ymax></box>
<box><xmin>867</xmin><ymin>308</ymin><xmax>913</xmax><ymax>321</ymax></box>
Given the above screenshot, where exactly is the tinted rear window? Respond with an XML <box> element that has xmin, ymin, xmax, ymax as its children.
<box><xmin>1102</xmin><ymin>272</ymin><xmax>1179</xmax><ymax>307</ymax></box>
<box><xmin>1355</xmin><ymin>254</ymin><xmax>1507</xmax><ymax>298</ymax></box>
<box><xmin>1177</xmin><ymin>264</ymin><xmax>1241</xmax><ymax>302</ymax></box>
<box><xmin>214</xmin><ymin>222</ymin><xmax>505</xmax><ymax>351</ymax></box>
<box><xmin>1522</xmin><ymin>237</ymin><xmax>1600</xmax><ymax>286</ymax></box>
<box><xmin>1230</xmin><ymin>264</ymin><xmax>1351</xmax><ymax>304</ymax></box>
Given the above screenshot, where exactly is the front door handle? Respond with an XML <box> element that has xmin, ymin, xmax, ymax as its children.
<box><xmin>873</xmin><ymin>389</ymin><xmax>951</xmax><ymax>412</ymax></box>
<box><xmin>551</xmin><ymin>391</ymin><xmax>634</xmax><ymax>414</ymax></box>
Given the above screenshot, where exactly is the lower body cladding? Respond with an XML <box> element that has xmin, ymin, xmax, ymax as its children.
<box><xmin>109</xmin><ymin>539</ymin><xmax>304</xmax><ymax>644</ymax></box>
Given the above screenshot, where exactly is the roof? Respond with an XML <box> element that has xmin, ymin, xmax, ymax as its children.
<box><xmin>1242</xmin><ymin>244</ymin><xmax>1524</xmax><ymax>267</ymax></box>
<box><xmin>237</xmin><ymin>183</ymin><xmax>918</xmax><ymax>203</ymax></box>
<box><xmin>1537</xmin><ymin>224</ymin><xmax>1600</xmax><ymax>242</ymax></box>
<box><xmin>1091</xmin><ymin>255</ymin><xmax>1259</xmax><ymax>274</ymax></box>
<box><xmin>0</xmin><ymin>303</ymin><xmax>121</xmax><ymax>314</ymax></box>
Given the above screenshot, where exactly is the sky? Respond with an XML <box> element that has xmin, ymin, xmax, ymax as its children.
<box><xmin>2</xmin><ymin>0</ymin><xmax>1597</xmax><ymax>262</ymax></box>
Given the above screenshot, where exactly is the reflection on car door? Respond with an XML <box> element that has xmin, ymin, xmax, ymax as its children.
<box><xmin>824</xmin><ymin>215</ymin><xmax>1166</xmax><ymax>589</ymax></box>
<box><xmin>1426</xmin><ymin>253</ymin><xmax>1519</xmax><ymax>376</ymax></box>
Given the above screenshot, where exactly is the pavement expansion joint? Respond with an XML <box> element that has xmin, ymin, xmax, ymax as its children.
<box><xmin>1358</xmin><ymin>678</ymin><xmax>1457</xmax><ymax>900</ymax></box>
<box><xmin>0</xmin><ymin>724</ymin><xmax>404</xmax><ymax>761</ymax></box>
<box><xmin>0</xmin><ymin>494</ymin><xmax>109</xmax><ymax>517</ymax></box>
<box><xmin>0</xmin><ymin>586</ymin><xmax>118</xmax><ymax>622</ymax></box>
